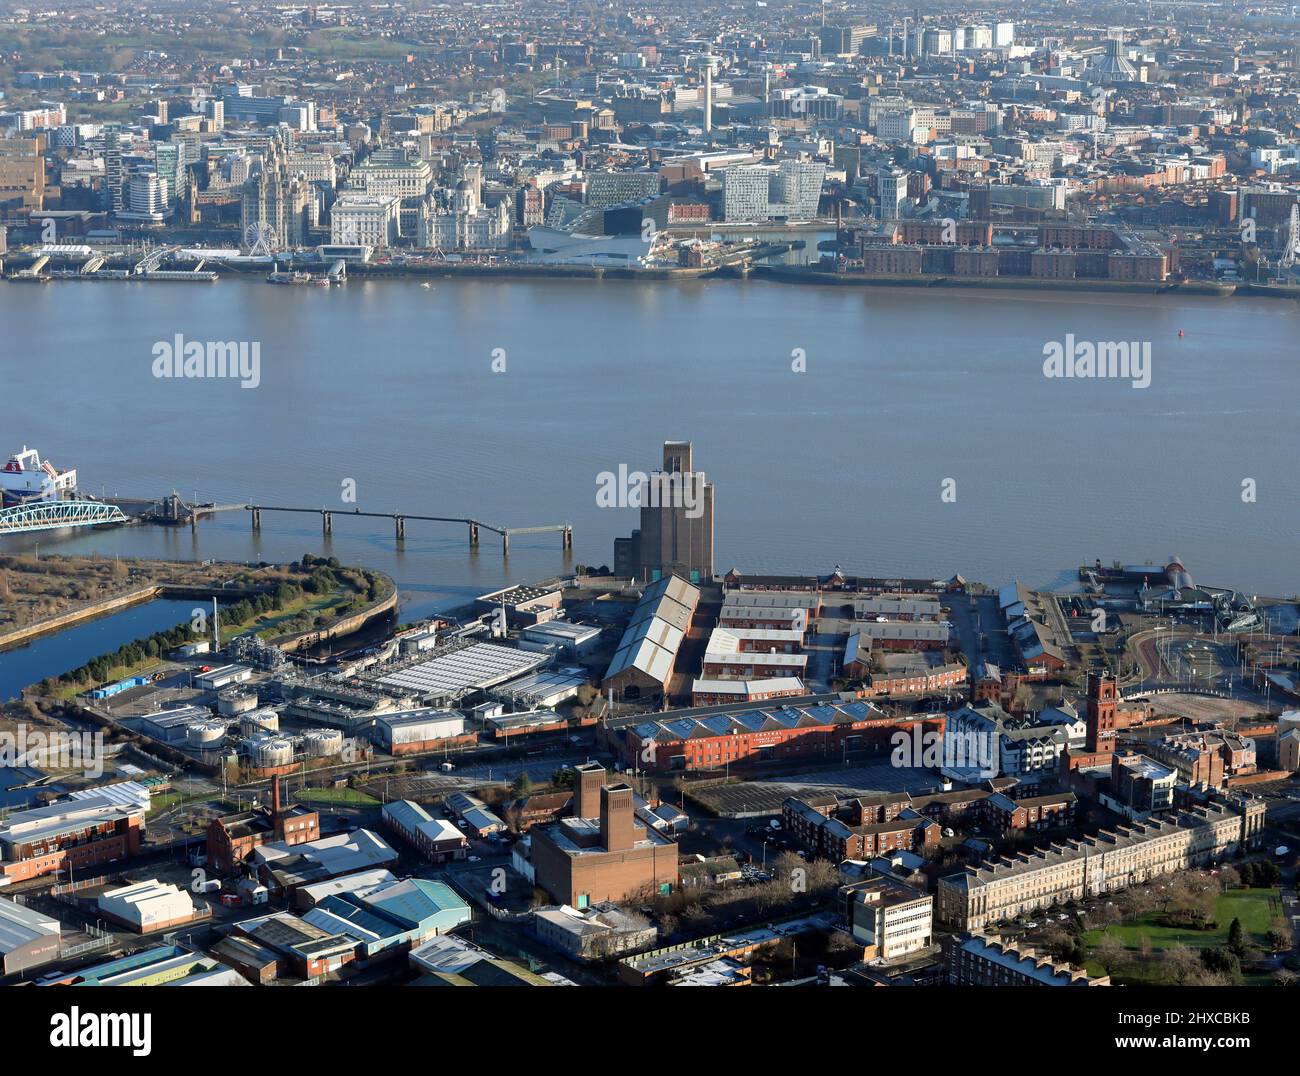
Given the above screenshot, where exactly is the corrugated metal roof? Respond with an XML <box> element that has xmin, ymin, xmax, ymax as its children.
<box><xmin>0</xmin><ymin>896</ymin><xmax>59</xmax><ymax>954</ymax></box>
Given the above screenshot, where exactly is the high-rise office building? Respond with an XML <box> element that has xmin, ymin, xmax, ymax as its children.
<box><xmin>102</xmin><ymin>125</ymin><xmax>125</xmax><ymax>214</ymax></box>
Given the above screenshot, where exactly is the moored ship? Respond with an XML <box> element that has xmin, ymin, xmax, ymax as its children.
<box><xmin>1</xmin><ymin>446</ymin><xmax>77</xmax><ymax>507</ymax></box>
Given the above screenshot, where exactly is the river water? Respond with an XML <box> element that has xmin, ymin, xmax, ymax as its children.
<box><xmin>0</xmin><ymin>274</ymin><xmax>1296</xmax><ymax>694</ymax></box>
<box><xmin>0</xmin><ymin>598</ymin><xmax>198</xmax><ymax>703</ymax></box>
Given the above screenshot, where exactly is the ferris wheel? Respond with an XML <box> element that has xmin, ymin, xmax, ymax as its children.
<box><xmin>243</xmin><ymin>221</ymin><xmax>278</xmax><ymax>256</ymax></box>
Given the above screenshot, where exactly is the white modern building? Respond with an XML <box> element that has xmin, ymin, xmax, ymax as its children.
<box><xmin>841</xmin><ymin>879</ymin><xmax>934</xmax><ymax>963</ymax></box>
<box><xmin>877</xmin><ymin>167</ymin><xmax>909</xmax><ymax>220</ymax></box>
<box><xmin>721</xmin><ymin>159</ymin><xmax>825</xmax><ymax>222</ymax></box>
<box><xmin>118</xmin><ymin>172</ymin><xmax>169</xmax><ymax>224</ymax></box>
<box><xmin>720</xmin><ymin>166</ymin><xmax>772</xmax><ymax>222</ymax></box>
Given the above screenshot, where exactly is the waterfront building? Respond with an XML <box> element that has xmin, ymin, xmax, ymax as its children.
<box><xmin>721</xmin><ymin>159</ymin><xmax>825</xmax><ymax>222</ymax></box>
<box><xmin>154</xmin><ymin>141</ymin><xmax>185</xmax><ymax>207</ymax></box>
<box><xmin>119</xmin><ymin>171</ymin><xmax>170</xmax><ymax>223</ymax></box>
<box><xmin>241</xmin><ymin>136</ymin><xmax>313</xmax><ymax>248</ymax></box>
<box><xmin>721</xmin><ymin>165</ymin><xmax>770</xmax><ymax>222</ymax></box>
<box><xmin>418</xmin><ymin>182</ymin><xmax>513</xmax><ymax>250</ymax></box>
<box><xmin>612</xmin><ymin>440</ymin><xmax>715</xmax><ymax>584</ymax></box>
<box><xmin>331</xmin><ymin>193</ymin><xmax>401</xmax><ymax>248</ymax></box>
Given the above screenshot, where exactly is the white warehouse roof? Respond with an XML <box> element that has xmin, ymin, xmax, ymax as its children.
<box><xmin>97</xmin><ymin>879</ymin><xmax>201</xmax><ymax>929</ymax></box>
<box><xmin>372</xmin><ymin>643</ymin><xmax>549</xmax><ymax>699</ymax></box>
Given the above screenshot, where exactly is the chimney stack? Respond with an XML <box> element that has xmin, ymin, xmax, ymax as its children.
<box><xmin>573</xmin><ymin>762</ymin><xmax>606</xmax><ymax>819</ymax></box>
<box><xmin>271</xmin><ymin>776</ymin><xmax>282</xmax><ymax>819</ymax></box>
<box><xmin>600</xmin><ymin>783</ymin><xmax>637</xmax><ymax>852</ymax></box>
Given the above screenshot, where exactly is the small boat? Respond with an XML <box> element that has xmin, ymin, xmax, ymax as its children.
<box><xmin>420</xmin><ymin>282</ymin><xmax>432</xmax><ymax>289</ymax></box>
<box><xmin>267</xmin><ymin>270</ymin><xmax>328</xmax><ymax>286</ymax></box>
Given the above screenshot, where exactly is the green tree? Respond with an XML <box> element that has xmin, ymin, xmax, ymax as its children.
<box><xmin>1227</xmin><ymin>917</ymin><xmax>1246</xmax><ymax>958</ymax></box>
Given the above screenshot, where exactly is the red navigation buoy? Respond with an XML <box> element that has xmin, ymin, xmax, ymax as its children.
<box><xmin>1177</xmin><ymin>329</ymin><xmax>1184</xmax><ymax>337</ymax></box>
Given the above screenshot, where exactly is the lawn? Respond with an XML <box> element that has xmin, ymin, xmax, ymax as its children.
<box><xmin>145</xmin><ymin>791</ymin><xmax>184</xmax><ymax>816</ymax></box>
<box><xmin>1084</xmin><ymin>887</ymin><xmax>1282</xmax><ymax>981</ymax></box>
<box><xmin>292</xmin><ymin>787</ymin><xmax>381</xmax><ymax>807</ymax></box>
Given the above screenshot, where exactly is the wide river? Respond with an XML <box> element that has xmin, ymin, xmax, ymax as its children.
<box><xmin>2</xmin><ymin>275</ymin><xmax>1297</xmax><ymax>633</ymax></box>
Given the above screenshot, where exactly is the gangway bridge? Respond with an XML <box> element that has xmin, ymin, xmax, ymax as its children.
<box><xmin>133</xmin><ymin>246</ymin><xmax>179</xmax><ymax>274</ymax></box>
<box><xmin>1</xmin><ymin>492</ymin><xmax>570</xmax><ymax>556</ymax></box>
<box><xmin>0</xmin><ymin>500</ymin><xmax>129</xmax><ymax>536</ymax></box>
<box><xmin>245</xmin><ymin>504</ymin><xmax>571</xmax><ymax>554</ymax></box>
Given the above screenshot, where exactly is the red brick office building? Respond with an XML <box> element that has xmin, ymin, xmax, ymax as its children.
<box><xmin>625</xmin><ymin>702</ymin><xmax>945</xmax><ymax>774</ymax></box>
<box><xmin>0</xmin><ymin>796</ymin><xmax>144</xmax><ymax>883</ymax></box>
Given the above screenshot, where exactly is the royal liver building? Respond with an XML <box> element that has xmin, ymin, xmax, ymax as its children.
<box><xmin>240</xmin><ymin>136</ymin><xmax>313</xmax><ymax>249</ymax></box>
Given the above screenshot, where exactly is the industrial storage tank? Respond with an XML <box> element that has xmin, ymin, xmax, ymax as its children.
<box><xmin>239</xmin><ymin>708</ymin><xmax>280</xmax><ymax>737</ymax></box>
<box><xmin>299</xmin><ymin>728</ymin><xmax>344</xmax><ymax>758</ymax></box>
<box><xmin>248</xmin><ymin>735</ymin><xmax>295</xmax><ymax>769</ymax></box>
<box><xmin>186</xmin><ymin>720</ymin><xmax>227</xmax><ymax>748</ymax></box>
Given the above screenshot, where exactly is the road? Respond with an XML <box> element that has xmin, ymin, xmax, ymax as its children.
<box><xmin>947</xmin><ymin>591</ymin><xmax>1016</xmax><ymax>675</ymax></box>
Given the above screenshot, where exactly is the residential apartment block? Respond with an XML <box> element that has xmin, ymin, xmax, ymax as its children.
<box><xmin>937</xmin><ymin>797</ymin><xmax>1265</xmax><ymax>931</ymax></box>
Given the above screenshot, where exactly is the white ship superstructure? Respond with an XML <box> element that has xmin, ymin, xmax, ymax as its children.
<box><xmin>0</xmin><ymin>446</ymin><xmax>77</xmax><ymax>504</ymax></box>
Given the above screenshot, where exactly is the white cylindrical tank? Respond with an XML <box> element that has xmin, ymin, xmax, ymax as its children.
<box><xmin>300</xmin><ymin>728</ymin><xmax>344</xmax><ymax>758</ymax></box>
<box><xmin>186</xmin><ymin>720</ymin><xmax>227</xmax><ymax>747</ymax></box>
<box><xmin>249</xmin><ymin>735</ymin><xmax>295</xmax><ymax>769</ymax></box>
<box><xmin>239</xmin><ymin>708</ymin><xmax>280</xmax><ymax>736</ymax></box>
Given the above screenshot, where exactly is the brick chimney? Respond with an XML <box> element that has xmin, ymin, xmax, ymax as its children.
<box><xmin>271</xmin><ymin>776</ymin><xmax>282</xmax><ymax>819</ymax></box>
<box><xmin>573</xmin><ymin>762</ymin><xmax>605</xmax><ymax>819</ymax></box>
<box><xmin>600</xmin><ymin>783</ymin><xmax>637</xmax><ymax>852</ymax></box>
